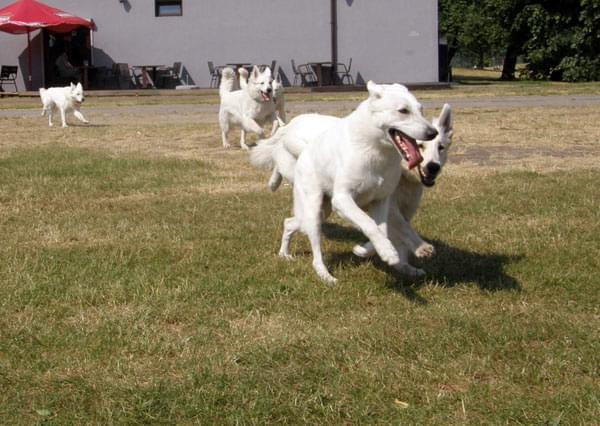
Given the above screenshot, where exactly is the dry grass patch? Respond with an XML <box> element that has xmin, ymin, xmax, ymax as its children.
<box><xmin>1</xmin><ymin>89</ymin><xmax>600</xmax><ymax>424</ymax></box>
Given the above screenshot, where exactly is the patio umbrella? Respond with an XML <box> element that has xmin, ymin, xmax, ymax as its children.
<box><xmin>0</xmin><ymin>0</ymin><xmax>95</xmax><ymax>90</ymax></box>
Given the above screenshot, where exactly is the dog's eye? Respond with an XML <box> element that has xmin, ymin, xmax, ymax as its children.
<box><xmin>439</xmin><ymin>145</ymin><xmax>445</xmax><ymax>152</ymax></box>
<box><xmin>398</xmin><ymin>108</ymin><xmax>409</xmax><ymax>114</ymax></box>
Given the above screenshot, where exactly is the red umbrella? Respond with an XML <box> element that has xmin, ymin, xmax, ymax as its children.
<box><xmin>0</xmin><ymin>0</ymin><xmax>95</xmax><ymax>90</ymax></box>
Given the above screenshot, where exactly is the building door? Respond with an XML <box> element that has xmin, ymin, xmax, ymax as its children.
<box><xmin>43</xmin><ymin>28</ymin><xmax>91</xmax><ymax>87</ymax></box>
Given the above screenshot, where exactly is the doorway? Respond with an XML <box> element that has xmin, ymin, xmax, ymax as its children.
<box><xmin>43</xmin><ymin>28</ymin><xmax>91</xmax><ymax>87</ymax></box>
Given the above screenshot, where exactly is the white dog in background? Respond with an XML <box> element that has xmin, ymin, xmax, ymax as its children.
<box><xmin>260</xmin><ymin>81</ymin><xmax>438</xmax><ymax>284</ymax></box>
<box><xmin>239</xmin><ymin>67</ymin><xmax>286</xmax><ymax>126</ymax></box>
<box><xmin>353</xmin><ymin>104</ymin><xmax>454</xmax><ymax>274</ymax></box>
<box><xmin>39</xmin><ymin>82</ymin><xmax>89</xmax><ymax>128</ymax></box>
<box><xmin>219</xmin><ymin>66</ymin><xmax>277</xmax><ymax>150</ymax></box>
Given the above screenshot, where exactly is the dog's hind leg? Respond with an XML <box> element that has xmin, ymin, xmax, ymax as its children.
<box><xmin>47</xmin><ymin>106</ymin><xmax>55</xmax><ymax>127</ymax></box>
<box><xmin>278</xmin><ymin>216</ymin><xmax>299</xmax><ymax>259</ymax></box>
<box><xmin>299</xmin><ymin>189</ymin><xmax>337</xmax><ymax>285</ymax></box>
<box><xmin>268</xmin><ymin>167</ymin><xmax>283</xmax><ymax>192</ymax></box>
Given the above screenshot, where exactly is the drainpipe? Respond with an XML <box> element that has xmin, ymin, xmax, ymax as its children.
<box><xmin>330</xmin><ymin>0</ymin><xmax>338</xmax><ymax>65</ymax></box>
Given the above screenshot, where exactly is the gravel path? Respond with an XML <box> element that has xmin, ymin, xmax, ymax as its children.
<box><xmin>2</xmin><ymin>94</ymin><xmax>600</xmax><ymax>121</ymax></box>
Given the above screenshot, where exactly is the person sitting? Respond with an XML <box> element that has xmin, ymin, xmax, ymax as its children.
<box><xmin>55</xmin><ymin>51</ymin><xmax>80</xmax><ymax>83</ymax></box>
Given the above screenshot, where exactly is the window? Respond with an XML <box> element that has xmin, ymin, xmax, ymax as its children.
<box><xmin>155</xmin><ymin>0</ymin><xmax>182</xmax><ymax>17</ymax></box>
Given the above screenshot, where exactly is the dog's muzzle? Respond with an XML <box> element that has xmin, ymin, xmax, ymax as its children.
<box><xmin>418</xmin><ymin>161</ymin><xmax>440</xmax><ymax>187</ymax></box>
<box><xmin>389</xmin><ymin>129</ymin><xmax>423</xmax><ymax>169</ymax></box>
<box><xmin>261</xmin><ymin>89</ymin><xmax>272</xmax><ymax>102</ymax></box>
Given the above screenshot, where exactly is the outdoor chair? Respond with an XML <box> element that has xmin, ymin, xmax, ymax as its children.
<box><xmin>0</xmin><ymin>65</ymin><xmax>18</xmax><ymax>92</ymax></box>
<box><xmin>291</xmin><ymin>59</ymin><xmax>316</xmax><ymax>86</ymax></box>
<box><xmin>335</xmin><ymin>58</ymin><xmax>354</xmax><ymax>85</ymax></box>
<box><xmin>156</xmin><ymin>62</ymin><xmax>182</xmax><ymax>88</ymax></box>
<box><xmin>113</xmin><ymin>63</ymin><xmax>137</xmax><ymax>89</ymax></box>
<box><xmin>208</xmin><ymin>61</ymin><xmax>224</xmax><ymax>88</ymax></box>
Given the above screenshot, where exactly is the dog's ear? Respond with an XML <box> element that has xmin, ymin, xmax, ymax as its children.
<box><xmin>76</xmin><ymin>82</ymin><xmax>83</xmax><ymax>90</ymax></box>
<box><xmin>437</xmin><ymin>103</ymin><xmax>452</xmax><ymax>130</ymax></box>
<box><xmin>275</xmin><ymin>72</ymin><xmax>282</xmax><ymax>84</ymax></box>
<box><xmin>70</xmin><ymin>82</ymin><xmax>75</xmax><ymax>90</ymax></box>
<box><xmin>367</xmin><ymin>80</ymin><xmax>383</xmax><ymax>99</ymax></box>
<box><xmin>251</xmin><ymin>65</ymin><xmax>260</xmax><ymax>80</ymax></box>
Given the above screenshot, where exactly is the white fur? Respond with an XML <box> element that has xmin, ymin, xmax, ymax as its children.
<box><xmin>39</xmin><ymin>82</ymin><xmax>89</xmax><ymax>128</ymax></box>
<box><xmin>352</xmin><ymin>104</ymin><xmax>454</xmax><ymax>273</ymax></box>
<box><xmin>262</xmin><ymin>81</ymin><xmax>438</xmax><ymax>284</ymax></box>
<box><xmin>250</xmin><ymin>113</ymin><xmax>339</xmax><ymax>191</ymax></box>
<box><xmin>219</xmin><ymin>66</ymin><xmax>277</xmax><ymax>150</ymax></box>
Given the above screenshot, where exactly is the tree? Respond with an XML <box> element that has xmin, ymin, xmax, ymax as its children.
<box><xmin>439</xmin><ymin>0</ymin><xmax>600</xmax><ymax>81</ymax></box>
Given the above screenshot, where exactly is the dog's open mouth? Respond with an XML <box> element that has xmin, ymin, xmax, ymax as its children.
<box><xmin>389</xmin><ymin>129</ymin><xmax>423</xmax><ymax>169</ymax></box>
<box><xmin>261</xmin><ymin>91</ymin><xmax>271</xmax><ymax>102</ymax></box>
<box><xmin>418</xmin><ymin>165</ymin><xmax>437</xmax><ymax>187</ymax></box>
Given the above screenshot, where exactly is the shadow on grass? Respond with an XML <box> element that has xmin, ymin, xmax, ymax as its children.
<box><xmin>323</xmin><ymin>223</ymin><xmax>522</xmax><ymax>303</ymax></box>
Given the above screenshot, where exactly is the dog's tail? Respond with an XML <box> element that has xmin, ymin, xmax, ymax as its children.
<box><xmin>219</xmin><ymin>67</ymin><xmax>236</xmax><ymax>97</ymax></box>
<box><xmin>238</xmin><ymin>67</ymin><xmax>248</xmax><ymax>89</ymax></box>
<box><xmin>249</xmin><ymin>131</ymin><xmax>281</xmax><ymax>171</ymax></box>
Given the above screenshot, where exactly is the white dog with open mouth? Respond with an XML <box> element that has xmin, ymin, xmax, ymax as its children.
<box><xmin>254</xmin><ymin>81</ymin><xmax>437</xmax><ymax>284</ymax></box>
<box><xmin>239</xmin><ymin>67</ymin><xmax>286</xmax><ymax>126</ymax></box>
<box><xmin>352</xmin><ymin>104</ymin><xmax>454</xmax><ymax>274</ymax></box>
<box><xmin>39</xmin><ymin>82</ymin><xmax>89</xmax><ymax>128</ymax></box>
<box><xmin>218</xmin><ymin>66</ymin><xmax>277</xmax><ymax>150</ymax></box>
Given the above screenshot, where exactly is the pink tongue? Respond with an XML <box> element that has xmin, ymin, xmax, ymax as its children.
<box><xmin>395</xmin><ymin>134</ymin><xmax>423</xmax><ymax>169</ymax></box>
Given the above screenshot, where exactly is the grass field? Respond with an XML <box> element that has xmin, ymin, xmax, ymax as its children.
<box><xmin>1</xmin><ymin>80</ymin><xmax>599</xmax><ymax>424</ymax></box>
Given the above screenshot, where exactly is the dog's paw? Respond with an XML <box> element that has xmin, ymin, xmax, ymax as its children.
<box><xmin>415</xmin><ymin>242</ymin><xmax>435</xmax><ymax>259</ymax></box>
<box><xmin>222</xmin><ymin>142</ymin><xmax>231</xmax><ymax>149</ymax></box>
<box><xmin>278</xmin><ymin>251</ymin><xmax>294</xmax><ymax>260</ymax></box>
<box><xmin>352</xmin><ymin>243</ymin><xmax>375</xmax><ymax>258</ymax></box>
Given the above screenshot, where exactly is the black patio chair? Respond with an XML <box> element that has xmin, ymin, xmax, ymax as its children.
<box><xmin>291</xmin><ymin>59</ymin><xmax>316</xmax><ymax>86</ymax></box>
<box><xmin>208</xmin><ymin>61</ymin><xmax>224</xmax><ymax>88</ymax></box>
<box><xmin>335</xmin><ymin>58</ymin><xmax>354</xmax><ymax>85</ymax></box>
<box><xmin>156</xmin><ymin>61</ymin><xmax>182</xmax><ymax>88</ymax></box>
<box><xmin>0</xmin><ymin>65</ymin><xmax>18</xmax><ymax>92</ymax></box>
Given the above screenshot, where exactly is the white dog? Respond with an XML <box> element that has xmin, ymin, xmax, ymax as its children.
<box><xmin>219</xmin><ymin>66</ymin><xmax>277</xmax><ymax>150</ymax></box>
<box><xmin>352</xmin><ymin>104</ymin><xmax>454</xmax><ymax>274</ymax></box>
<box><xmin>250</xmin><ymin>113</ymin><xmax>339</xmax><ymax>191</ymax></box>
<box><xmin>39</xmin><ymin>82</ymin><xmax>89</xmax><ymax>128</ymax></box>
<box><xmin>264</xmin><ymin>82</ymin><xmax>438</xmax><ymax>284</ymax></box>
<box><xmin>239</xmin><ymin>67</ymin><xmax>286</xmax><ymax>126</ymax></box>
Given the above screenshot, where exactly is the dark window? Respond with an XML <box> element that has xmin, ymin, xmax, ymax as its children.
<box><xmin>155</xmin><ymin>0</ymin><xmax>182</xmax><ymax>17</ymax></box>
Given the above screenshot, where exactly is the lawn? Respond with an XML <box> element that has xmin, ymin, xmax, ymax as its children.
<box><xmin>0</xmin><ymin>81</ymin><xmax>599</xmax><ymax>424</ymax></box>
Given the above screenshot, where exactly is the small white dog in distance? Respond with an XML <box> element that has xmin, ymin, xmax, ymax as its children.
<box><xmin>39</xmin><ymin>82</ymin><xmax>89</xmax><ymax>128</ymax></box>
<box><xmin>239</xmin><ymin>67</ymin><xmax>286</xmax><ymax>126</ymax></box>
<box><xmin>264</xmin><ymin>81</ymin><xmax>438</xmax><ymax>284</ymax></box>
<box><xmin>352</xmin><ymin>104</ymin><xmax>454</xmax><ymax>274</ymax></box>
<box><xmin>219</xmin><ymin>66</ymin><xmax>277</xmax><ymax>150</ymax></box>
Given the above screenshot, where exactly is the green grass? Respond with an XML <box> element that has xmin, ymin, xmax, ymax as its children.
<box><xmin>1</xmin><ymin>145</ymin><xmax>598</xmax><ymax>424</ymax></box>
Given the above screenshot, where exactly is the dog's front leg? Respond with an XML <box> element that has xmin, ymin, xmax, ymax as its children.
<box><xmin>73</xmin><ymin>108</ymin><xmax>89</xmax><ymax>124</ymax></box>
<box><xmin>333</xmin><ymin>192</ymin><xmax>424</xmax><ymax>278</ymax></box>
<box><xmin>239</xmin><ymin>129</ymin><xmax>249</xmax><ymax>150</ymax></box>
<box><xmin>387</xmin><ymin>204</ymin><xmax>434</xmax><ymax>259</ymax></box>
<box><xmin>59</xmin><ymin>108</ymin><xmax>68</xmax><ymax>128</ymax></box>
<box><xmin>241</xmin><ymin>117</ymin><xmax>265</xmax><ymax>137</ymax></box>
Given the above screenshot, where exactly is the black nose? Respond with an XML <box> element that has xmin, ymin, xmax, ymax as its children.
<box><xmin>426</xmin><ymin>162</ymin><xmax>440</xmax><ymax>176</ymax></box>
<box><xmin>425</xmin><ymin>127</ymin><xmax>438</xmax><ymax>140</ymax></box>
<box><xmin>267</xmin><ymin>87</ymin><xmax>272</xmax><ymax>93</ymax></box>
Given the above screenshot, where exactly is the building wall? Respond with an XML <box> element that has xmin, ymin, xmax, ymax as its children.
<box><xmin>0</xmin><ymin>0</ymin><xmax>438</xmax><ymax>91</ymax></box>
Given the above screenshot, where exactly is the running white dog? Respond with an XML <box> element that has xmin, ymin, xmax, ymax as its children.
<box><xmin>219</xmin><ymin>66</ymin><xmax>277</xmax><ymax>150</ymax></box>
<box><xmin>239</xmin><ymin>67</ymin><xmax>286</xmax><ymax>125</ymax></box>
<box><xmin>352</xmin><ymin>104</ymin><xmax>454</xmax><ymax>274</ymax></box>
<box><xmin>259</xmin><ymin>81</ymin><xmax>438</xmax><ymax>284</ymax></box>
<box><xmin>39</xmin><ymin>82</ymin><xmax>89</xmax><ymax>128</ymax></box>
<box><xmin>250</xmin><ymin>113</ymin><xmax>339</xmax><ymax>191</ymax></box>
